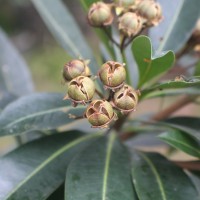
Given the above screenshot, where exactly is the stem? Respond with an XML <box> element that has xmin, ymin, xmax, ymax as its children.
<box><xmin>174</xmin><ymin>161</ymin><xmax>200</xmax><ymax>171</ymax></box>
<box><xmin>120</xmin><ymin>35</ymin><xmax>127</xmax><ymax>53</ymax></box>
<box><xmin>107</xmin><ymin>90</ymin><xmax>114</xmax><ymax>101</ymax></box>
<box><xmin>102</xmin><ymin>27</ymin><xmax>120</xmax><ymax>48</ymax></box>
<box><xmin>152</xmin><ymin>95</ymin><xmax>198</xmax><ymax>121</ymax></box>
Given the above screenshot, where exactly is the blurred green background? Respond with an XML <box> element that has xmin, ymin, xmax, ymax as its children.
<box><xmin>0</xmin><ymin>0</ymin><xmax>96</xmax><ymax>92</ymax></box>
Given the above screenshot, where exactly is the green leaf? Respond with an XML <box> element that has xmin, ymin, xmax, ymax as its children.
<box><xmin>141</xmin><ymin>77</ymin><xmax>200</xmax><ymax>99</ymax></box>
<box><xmin>0</xmin><ymin>91</ymin><xmax>17</xmax><ymax>112</ymax></box>
<box><xmin>142</xmin><ymin>87</ymin><xmax>200</xmax><ymax>99</ymax></box>
<box><xmin>0</xmin><ymin>93</ymin><xmax>85</xmax><ymax>136</ymax></box>
<box><xmin>131</xmin><ymin>36</ymin><xmax>175</xmax><ymax>88</ymax></box>
<box><xmin>65</xmin><ymin>133</ymin><xmax>137</xmax><ymax>200</ymax></box>
<box><xmin>188</xmin><ymin>171</ymin><xmax>200</xmax><ymax>198</ymax></box>
<box><xmin>163</xmin><ymin>117</ymin><xmax>200</xmax><ymax>141</ymax></box>
<box><xmin>156</xmin><ymin>0</ymin><xmax>200</xmax><ymax>53</ymax></box>
<box><xmin>194</xmin><ymin>61</ymin><xmax>200</xmax><ymax>76</ymax></box>
<box><xmin>31</xmin><ymin>0</ymin><xmax>99</xmax><ymax>75</ymax></box>
<box><xmin>47</xmin><ymin>184</ymin><xmax>64</xmax><ymax>200</ymax></box>
<box><xmin>0</xmin><ymin>131</ymin><xmax>102</xmax><ymax>200</ymax></box>
<box><xmin>158</xmin><ymin>130</ymin><xmax>200</xmax><ymax>158</ymax></box>
<box><xmin>132</xmin><ymin>152</ymin><xmax>199</xmax><ymax>200</ymax></box>
<box><xmin>0</xmin><ymin>28</ymin><xmax>34</xmax><ymax>95</ymax></box>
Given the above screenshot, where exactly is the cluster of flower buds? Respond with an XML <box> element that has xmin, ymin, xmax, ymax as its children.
<box><xmin>87</xmin><ymin>0</ymin><xmax>162</xmax><ymax>38</ymax></box>
<box><xmin>63</xmin><ymin>59</ymin><xmax>140</xmax><ymax>128</ymax></box>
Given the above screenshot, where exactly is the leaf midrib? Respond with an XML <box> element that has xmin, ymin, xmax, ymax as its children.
<box><xmin>140</xmin><ymin>153</ymin><xmax>167</xmax><ymax>200</ymax></box>
<box><xmin>2</xmin><ymin>106</ymin><xmax>70</xmax><ymax>129</ymax></box>
<box><xmin>161</xmin><ymin>137</ymin><xmax>200</xmax><ymax>157</ymax></box>
<box><xmin>102</xmin><ymin>133</ymin><xmax>116</xmax><ymax>200</ymax></box>
<box><xmin>5</xmin><ymin>133</ymin><xmax>102</xmax><ymax>199</ymax></box>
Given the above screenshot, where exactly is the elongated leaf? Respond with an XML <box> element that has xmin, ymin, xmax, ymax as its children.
<box><xmin>141</xmin><ymin>77</ymin><xmax>200</xmax><ymax>98</ymax></box>
<box><xmin>142</xmin><ymin>87</ymin><xmax>200</xmax><ymax>99</ymax></box>
<box><xmin>132</xmin><ymin>152</ymin><xmax>199</xmax><ymax>200</ymax></box>
<box><xmin>132</xmin><ymin>36</ymin><xmax>175</xmax><ymax>87</ymax></box>
<box><xmin>151</xmin><ymin>0</ymin><xmax>200</xmax><ymax>53</ymax></box>
<box><xmin>188</xmin><ymin>171</ymin><xmax>200</xmax><ymax>198</ymax></box>
<box><xmin>0</xmin><ymin>28</ymin><xmax>34</xmax><ymax>95</ymax></box>
<box><xmin>65</xmin><ymin>133</ymin><xmax>137</xmax><ymax>200</ymax></box>
<box><xmin>0</xmin><ymin>131</ymin><xmax>102</xmax><ymax>200</ymax></box>
<box><xmin>159</xmin><ymin>130</ymin><xmax>200</xmax><ymax>158</ymax></box>
<box><xmin>163</xmin><ymin>117</ymin><xmax>200</xmax><ymax>141</ymax></box>
<box><xmin>31</xmin><ymin>0</ymin><xmax>99</xmax><ymax>75</ymax></box>
<box><xmin>0</xmin><ymin>91</ymin><xmax>17</xmax><ymax>111</ymax></box>
<box><xmin>47</xmin><ymin>184</ymin><xmax>64</xmax><ymax>200</ymax></box>
<box><xmin>0</xmin><ymin>93</ymin><xmax>85</xmax><ymax>136</ymax></box>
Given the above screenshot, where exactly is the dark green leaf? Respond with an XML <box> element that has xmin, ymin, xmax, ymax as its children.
<box><xmin>31</xmin><ymin>0</ymin><xmax>99</xmax><ymax>75</ymax></box>
<box><xmin>159</xmin><ymin>130</ymin><xmax>200</xmax><ymax>158</ymax></box>
<box><xmin>163</xmin><ymin>117</ymin><xmax>200</xmax><ymax>141</ymax></box>
<box><xmin>155</xmin><ymin>0</ymin><xmax>200</xmax><ymax>53</ymax></box>
<box><xmin>0</xmin><ymin>131</ymin><xmax>102</xmax><ymax>200</ymax></box>
<box><xmin>0</xmin><ymin>93</ymin><xmax>85</xmax><ymax>136</ymax></box>
<box><xmin>131</xmin><ymin>36</ymin><xmax>175</xmax><ymax>87</ymax></box>
<box><xmin>0</xmin><ymin>28</ymin><xmax>34</xmax><ymax>95</ymax></box>
<box><xmin>132</xmin><ymin>152</ymin><xmax>199</xmax><ymax>200</ymax></box>
<box><xmin>141</xmin><ymin>77</ymin><xmax>200</xmax><ymax>99</ymax></box>
<box><xmin>47</xmin><ymin>184</ymin><xmax>64</xmax><ymax>200</ymax></box>
<box><xmin>65</xmin><ymin>133</ymin><xmax>137</xmax><ymax>200</ymax></box>
<box><xmin>188</xmin><ymin>171</ymin><xmax>200</xmax><ymax>198</ymax></box>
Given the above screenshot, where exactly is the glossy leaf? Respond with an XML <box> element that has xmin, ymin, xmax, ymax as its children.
<box><xmin>132</xmin><ymin>36</ymin><xmax>175</xmax><ymax>87</ymax></box>
<box><xmin>132</xmin><ymin>152</ymin><xmax>199</xmax><ymax>200</ymax></box>
<box><xmin>0</xmin><ymin>93</ymin><xmax>85</xmax><ymax>136</ymax></box>
<box><xmin>0</xmin><ymin>28</ymin><xmax>34</xmax><ymax>95</ymax></box>
<box><xmin>0</xmin><ymin>131</ymin><xmax>101</xmax><ymax>200</ymax></box>
<box><xmin>65</xmin><ymin>133</ymin><xmax>137</xmax><ymax>200</ymax></box>
<box><xmin>159</xmin><ymin>130</ymin><xmax>200</xmax><ymax>158</ymax></box>
<box><xmin>141</xmin><ymin>77</ymin><xmax>200</xmax><ymax>99</ymax></box>
<box><xmin>151</xmin><ymin>0</ymin><xmax>200</xmax><ymax>53</ymax></box>
<box><xmin>163</xmin><ymin>117</ymin><xmax>200</xmax><ymax>141</ymax></box>
<box><xmin>142</xmin><ymin>87</ymin><xmax>200</xmax><ymax>99</ymax></box>
<box><xmin>31</xmin><ymin>0</ymin><xmax>99</xmax><ymax>75</ymax></box>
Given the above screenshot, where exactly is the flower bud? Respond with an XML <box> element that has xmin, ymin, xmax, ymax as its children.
<box><xmin>118</xmin><ymin>12</ymin><xmax>143</xmax><ymax>37</ymax></box>
<box><xmin>137</xmin><ymin>0</ymin><xmax>162</xmax><ymax>26</ymax></box>
<box><xmin>66</xmin><ymin>76</ymin><xmax>95</xmax><ymax>105</ymax></box>
<box><xmin>63</xmin><ymin>59</ymin><xmax>90</xmax><ymax>82</ymax></box>
<box><xmin>99</xmin><ymin>61</ymin><xmax>126</xmax><ymax>90</ymax></box>
<box><xmin>88</xmin><ymin>2</ymin><xmax>114</xmax><ymax>27</ymax></box>
<box><xmin>112</xmin><ymin>84</ymin><xmax>139</xmax><ymax>114</ymax></box>
<box><xmin>85</xmin><ymin>100</ymin><xmax>117</xmax><ymax>128</ymax></box>
<box><xmin>115</xmin><ymin>0</ymin><xmax>136</xmax><ymax>7</ymax></box>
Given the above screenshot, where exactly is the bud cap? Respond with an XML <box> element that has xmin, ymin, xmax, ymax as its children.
<box><xmin>88</xmin><ymin>2</ymin><xmax>114</xmax><ymax>27</ymax></box>
<box><xmin>85</xmin><ymin>100</ymin><xmax>116</xmax><ymax>128</ymax></box>
<box><xmin>99</xmin><ymin>61</ymin><xmax>126</xmax><ymax>90</ymax></box>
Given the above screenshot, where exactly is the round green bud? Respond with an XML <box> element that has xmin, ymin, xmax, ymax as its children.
<box><xmin>67</xmin><ymin>76</ymin><xmax>95</xmax><ymax>105</ymax></box>
<box><xmin>112</xmin><ymin>84</ymin><xmax>139</xmax><ymax>114</ymax></box>
<box><xmin>137</xmin><ymin>0</ymin><xmax>162</xmax><ymax>26</ymax></box>
<box><xmin>118</xmin><ymin>12</ymin><xmax>143</xmax><ymax>37</ymax></box>
<box><xmin>85</xmin><ymin>100</ymin><xmax>116</xmax><ymax>128</ymax></box>
<box><xmin>99</xmin><ymin>61</ymin><xmax>126</xmax><ymax>90</ymax></box>
<box><xmin>63</xmin><ymin>59</ymin><xmax>90</xmax><ymax>82</ymax></box>
<box><xmin>88</xmin><ymin>2</ymin><xmax>114</xmax><ymax>27</ymax></box>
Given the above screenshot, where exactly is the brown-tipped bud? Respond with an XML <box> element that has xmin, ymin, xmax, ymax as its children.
<box><xmin>66</xmin><ymin>76</ymin><xmax>95</xmax><ymax>105</ymax></box>
<box><xmin>137</xmin><ymin>0</ymin><xmax>162</xmax><ymax>26</ymax></box>
<box><xmin>88</xmin><ymin>2</ymin><xmax>114</xmax><ymax>27</ymax></box>
<box><xmin>118</xmin><ymin>12</ymin><xmax>143</xmax><ymax>37</ymax></box>
<box><xmin>112</xmin><ymin>84</ymin><xmax>139</xmax><ymax>114</ymax></box>
<box><xmin>63</xmin><ymin>59</ymin><xmax>90</xmax><ymax>82</ymax></box>
<box><xmin>85</xmin><ymin>100</ymin><xmax>117</xmax><ymax>128</ymax></box>
<box><xmin>99</xmin><ymin>61</ymin><xmax>126</xmax><ymax>90</ymax></box>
